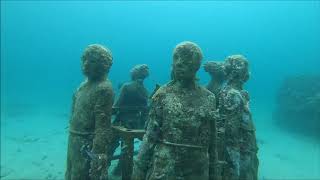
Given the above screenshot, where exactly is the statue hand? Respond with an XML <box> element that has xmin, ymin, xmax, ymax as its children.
<box><xmin>89</xmin><ymin>154</ymin><xmax>108</xmax><ymax>180</ymax></box>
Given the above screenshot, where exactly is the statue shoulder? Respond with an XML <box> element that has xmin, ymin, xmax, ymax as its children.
<box><xmin>197</xmin><ymin>86</ymin><xmax>217</xmax><ymax>112</ymax></box>
<box><xmin>240</xmin><ymin>90</ymin><xmax>250</xmax><ymax>101</ymax></box>
<box><xmin>96</xmin><ymin>80</ymin><xmax>114</xmax><ymax>96</ymax></box>
<box><xmin>200</xmin><ymin>85</ymin><xmax>215</xmax><ymax>96</ymax></box>
<box><xmin>219</xmin><ymin>87</ymin><xmax>243</xmax><ymax>111</ymax></box>
<box><xmin>199</xmin><ymin>85</ymin><xmax>216</xmax><ymax>101</ymax></box>
<box><xmin>151</xmin><ymin>82</ymin><xmax>172</xmax><ymax>101</ymax></box>
<box><xmin>77</xmin><ymin>81</ymin><xmax>87</xmax><ymax>91</ymax></box>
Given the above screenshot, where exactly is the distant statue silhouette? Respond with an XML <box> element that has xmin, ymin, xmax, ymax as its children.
<box><xmin>110</xmin><ymin>64</ymin><xmax>149</xmax><ymax>176</ymax></box>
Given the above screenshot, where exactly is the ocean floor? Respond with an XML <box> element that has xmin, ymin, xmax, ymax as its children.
<box><xmin>1</xmin><ymin>103</ymin><xmax>319</xmax><ymax>180</ymax></box>
<box><xmin>253</xmin><ymin>103</ymin><xmax>320</xmax><ymax>179</ymax></box>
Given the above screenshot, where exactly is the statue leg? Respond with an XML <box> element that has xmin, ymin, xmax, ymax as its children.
<box><xmin>66</xmin><ymin>135</ymin><xmax>91</xmax><ymax>180</ymax></box>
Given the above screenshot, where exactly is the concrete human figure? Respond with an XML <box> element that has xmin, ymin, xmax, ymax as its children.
<box><xmin>110</xmin><ymin>64</ymin><xmax>149</xmax><ymax>176</ymax></box>
<box><xmin>65</xmin><ymin>44</ymin><xmax>114</xmax><ymax>180</ymax></box>
<box><xmin>204</xmin><ymin>60</ymin><xmax>228</xmax><ymax>179</ymax></box>
<box><xmin>204</xmin><ymin>61</ymin><xmax>226</xmax><ymax>97</ymax></box>
<box><xmin>132</xmin><ymin>41</ymin><xmax>218</xmax><ymax>180</ymax></box>
<box><xmin>218</xmin><ymin>55</ymin><xmax>258</xmax><ymax>180</ymax></box>
<box><xmin>114</xmin><ymin>64</ymin><xmax>149</xmax><ymax>129</ymax></box>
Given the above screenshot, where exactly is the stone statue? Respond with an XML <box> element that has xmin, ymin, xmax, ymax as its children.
<box><xmin>132</xmin><ymin>41</ymin><xmax>218</xmax><ymax>180</ymax></box>
<box><xmin>218</xmin><ymin>55</ymin><xmax>258</xmax><ymax>180</ymax></box>
<box><xmin>110</xmin><ymin>64</ymin><xmax>149</xmax><ymax>176</ymax></box>
<box><xmin>114</xmin><ymin>64</ymin><xmax>149</xmax><ymax>129</ymax></box>
<box><xmin>204</xmin><ymin>61</ymin><xmax>226</xmax><ymax>97</ymax></box>
<box><xmin>65</xmin><ymin>44</ymin><xmax>114</xmax><ymax>180</ymax></box>
<box><xmin>204</xmin><ymin>60</ymin><xmax>227</xmax><ymax>179</ymax></box>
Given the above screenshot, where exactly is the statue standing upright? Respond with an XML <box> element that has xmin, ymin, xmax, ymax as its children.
<box><xmin>65</xmin><ymin>44</ymin><xmax>114</xmax><ymax>180</ymax></box>
<box><xmin>218</xmin><ymin>55</ymin><xmax>258</xmax><ymax>180</ymax></box>
<box><xmin>132</xmin><ymin>41</ymin><xmax>218</xmax><ymax>180</ymax></box>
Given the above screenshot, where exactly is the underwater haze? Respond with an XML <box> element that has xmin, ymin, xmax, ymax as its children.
<box><xmin>1</xmin><ymin>1</ymin><xmax>320</xmax><ymax>179</ymax></box>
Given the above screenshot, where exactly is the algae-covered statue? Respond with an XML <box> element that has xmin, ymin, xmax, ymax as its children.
<box><xmin>204</xmin><ymin>60</ymin><xmax>227</xmax><ymax>179</ymax></box>
<box><xmin>109</xmin><ymin>64</ymin><xmax>149</xmax><ymax>176</ymax></box>
<box><xmin>132</xmin><ymin>41</ymin><xmax>218</xmax><ymax>180</ymax></box>
<box><xmin>218</xmin><ymin>55</ymin><xmax>258</xmax><ymax>180</ymax></box>
<box><xmin>204</xmin><ymin>61</ymin><xmax>226</xmax><ymax>97</ymax></box>
<box><xmin>65</xmin><ymin>44</ymin><xmax>114</xmax><ymax>180</ymax></box>
<box><xmin>114</xmin><ymin>64</ymin><xmax>149</xmax><ymax>129</ymax></box>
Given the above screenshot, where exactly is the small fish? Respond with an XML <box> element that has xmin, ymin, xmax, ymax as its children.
<box><xmin>85</xmin><ymin>149</ymin><xmax>97</xmax><ymax>160</ymax></box>
<box><xmin>274</xmin><ymin>153</ymin><xmax>289</xmax><ymax>161</ymax></box>
<box><xmin>257</xmin><ymin>138</ymin><xmax>266</xmax><ymax>145</ymax></box>
<box><xmin>41</xmin><ymin>155</ymin><xmax>48</xmax><ymax>160</ymax></box>
<box><xmin>81</xmin><ymin>145</ymin><xmax>97</xmax><ymax>160</ymax></box>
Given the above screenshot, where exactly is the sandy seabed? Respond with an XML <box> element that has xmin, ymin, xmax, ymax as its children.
<box><xmin>1</xmin><ymin>103</ymin><xmax>319</xmax><ymax>180</ymax></box>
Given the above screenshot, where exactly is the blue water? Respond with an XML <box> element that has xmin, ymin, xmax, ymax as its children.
<box><xmin>1</xmin><ymin>1</ymin><xmax>320</xmax><ymax>179</ymax></box>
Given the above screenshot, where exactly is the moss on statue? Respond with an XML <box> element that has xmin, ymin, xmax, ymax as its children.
<box><xmin>217</xmin><ymin>55</ymin><xmax>258</xmax><ymax>180</ymax></box>
<box><xmin>65</xmin><ymin>44</ymin><xmax>114</xmax><ymax>180</ymax></box>
<box><xmin>132</xmin><ymin>41</ymin><xmax>218</xmax><ymax>180</ymax></box>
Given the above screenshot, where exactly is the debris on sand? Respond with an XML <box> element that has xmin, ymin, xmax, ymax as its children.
<box><xmin>0</xmin><ymin>165</ymin><xmax>14</xmax><ymax>179</ymax></box>
<box><xmin>6</xmin><ymin>135</ymin><xmax>40</xmax><ymax>144</ymax></box>
<box><xmin>274</xmin><ymin>153</ymin><xmax>290</xmax><ymax>161</ymax></box>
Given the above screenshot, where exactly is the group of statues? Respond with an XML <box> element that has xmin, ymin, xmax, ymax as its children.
<box><xmin>65</xmin><ymin>41</ymin><xmax>259</xmax><ymax>180</ymax></box>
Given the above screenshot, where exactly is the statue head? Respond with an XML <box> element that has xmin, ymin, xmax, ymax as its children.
<box><xmin>130</xmin><ymin>64</ymin><xmax>149</xmax><ymax>81</ymax></box>
<box><xmin>204</xmin><ymin>61</ymin><xmax>226</xmax><ymax>81</ymax></box>
<box><xmin>172</xmin><ymin>41</ymin><xmax>203</xmax><ymax>82</ymax></box>
<box><xmin>81</xmin><ymin>44</ymin><xmax>113</xmax><ymax>81</ymax></box>
<box><xmin>224</xmin><ymin>55</ymin><xmax>250</xmax><ymax>84</ymax></box>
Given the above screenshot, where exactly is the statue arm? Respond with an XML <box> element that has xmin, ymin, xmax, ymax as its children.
<box><xmin>69</xmin><ymin>92</ymin><xmax>76</xmax><ymax>123</ymax></box>
<box><xmin>223</xmin><ymin>89</ymin><xmax>243</xmax><ymax>111</ymax></box>
<box><xmin>208</xmin><ymin>95</ymin><xmax>218</xmax><ymax>180</ymax></box>
<box><xmin>90</xmin><ymin>86</ymin><xmax>114</xmax><ymax>180</ymax></box>
<box><xmin>132</xmin><ymin>97</ymin><xmax>162</xmax><ymax>180</ymax></box>
<box><xmin>114</xmin><ymin>84</ymin><xmax>127</xmax><ymax>107</ymax></box>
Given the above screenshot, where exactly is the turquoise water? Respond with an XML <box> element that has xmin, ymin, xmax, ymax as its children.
<box><xmin>1</xmin><ymin>1</ymin><xmax>319</xmax><ymax>179</ymax></box>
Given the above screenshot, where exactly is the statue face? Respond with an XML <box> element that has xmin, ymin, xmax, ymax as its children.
<box><xmin>131</xmin><ymin>64</ymin><xmax>149</xmax><ymax>80</ymax></box>
<box><xmin>81</xmin><ymin>44</ymin><xmax>112</xmax><ymax>80</ymax></box>
<box><xmin>137</xmin><ymin>65</ymin><xmax>149</xmax><ymax>80</ymax></box>
<box><xmin>140</xmin><ymin>67</ymin><xmax>150</xmax><ymax>79</ymax></box>
<box><xmin>171</xmin><ymin>42</ymin><xmax>202</xmax><ymax>82</ymax></box>
<box><xmin>225</xmin><ymin>55</ymin><xmax>249</xmax><ymax>83</ymax></box>
<box><xmin>173</xmin><ymin>53</ymin><xmax>198</xmax><ymax>81</ymax></box>
<box><xmin>82</xmin><ymin>58</ymin><xmax>101</xmax><ymax>79</ymax></box>
<box><xmin>204</xmin><ymin>61</ymin><xmax>225</xmax><ymax>79</ymax></box>
<box><xmin>173</xmin><ymin>47</ymin><xmax>202</xmax><ymax>82</ymax></box>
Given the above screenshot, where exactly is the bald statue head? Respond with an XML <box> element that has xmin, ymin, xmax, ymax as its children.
<box><xmin>81</xmin><ymin>44</ymin><xmax>113</xmax><ymax>81</ymax></box>
<box><xmin>172</xmin><ymin>41</ymin><xmax>203</xmax><ymax>82</ymax></box>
